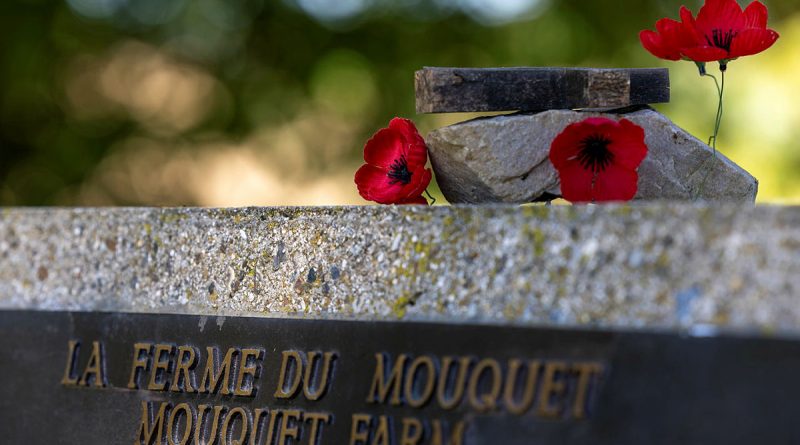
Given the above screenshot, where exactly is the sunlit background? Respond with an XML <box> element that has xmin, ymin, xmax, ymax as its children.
<box><xmin>1</xmin><ymin>0</ymin><xmax>798</xmax><ymax>205</ymax></box>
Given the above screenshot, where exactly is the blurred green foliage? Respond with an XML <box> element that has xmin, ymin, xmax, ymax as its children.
<box><xmin>1</xmin><ymin>0</ymin><xmax>798</xmax><ymax>205</ymax></box>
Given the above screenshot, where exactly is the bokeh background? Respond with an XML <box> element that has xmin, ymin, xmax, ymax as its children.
<box><xmin>1</xmin><ymin>0</ymin><xmax>798</xmax><ymax>206</ymax></box>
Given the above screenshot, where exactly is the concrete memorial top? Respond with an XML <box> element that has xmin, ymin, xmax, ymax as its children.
<box><xmin>1</xmin><ymin>205</ymin><xmax>798</xmax><ymax>335</ymax></box>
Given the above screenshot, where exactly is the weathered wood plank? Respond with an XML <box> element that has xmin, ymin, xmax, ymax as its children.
<box><xmin>415</xmin><ymin>67</ymin><xmax>670</xmax><ymax>113</ymax></box>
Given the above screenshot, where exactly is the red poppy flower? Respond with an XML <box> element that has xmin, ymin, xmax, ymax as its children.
<box><xmin>355</xmin><ymin>118</ymin><xmax>432</xmax><ymax>205</ymax></box>
<box><xmin>639</xmin><ymin>10</ymin><xmax>698</xmax><ymax>61</ymax></box>
<box><xmin>640</xmin><ymin>0</ymin><xmax>779</xmax><ymax>66</ymax></box>
<box><xmin>549</xmin><ymin>118</ymin><xmax>648</xmax><ymax>203</ymax></box>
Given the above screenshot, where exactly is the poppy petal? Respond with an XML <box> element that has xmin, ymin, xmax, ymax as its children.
<box><xmin>743</xmin><ymin>1</ymin><xmax>768</xmax><ymax>29</ymax></box>
<box><xmin>655</xmin><ymin>17</ymin><xmax>681</xmax><ymax>35</ymax></box>
<box><xmin>398</xmin><ymin>195</ymin><xmax>429</xmax><ymax>206</ymax></box>
<box><xmin>661</xmin><ymin>18</ymin><xmax>695</xmax><ymax>56</ymax></box>
<box><xmin>402</xmin><ymin>168</ymin><xmax>432</xmax><ymax>200</ymax></box>
<box><xmin>680</xmin><ymin>45</ymin><xmax>729</xmax><ymax>62</ymax></box>
<box><xmin>594</xmin><ymin>165</ymin><xmax>639</xmax><ymax>202</ymax></box>
<box><xmin>556</xmin><ymin>162</ymin><xmax>595</xmax><ymax>204</ymax></box>
<box><xmin>696</xmin><ymin>0</ymin><xmax>744</xmax><ymax>35</ymax></box>
<box><xmin>389</xmin><ymin>118</ymin><xmax>428</xmax><ymax>169</ymax></box>
<box><xmin>363</xmin><ymin>128</ymin><xmax>406</xmax><ymax>169</ymax></box>
<box><xmin>680</xmin><ymin>6</ymin><xmax>697</xmax><ymax>28</ymax></box>
<box><xmin>389</xmin><ymin>118</ymin><xmax>425</xmax><ymax>149</ymax></box>
<box><xmin>581</xmin><ymin>117</ymin><xmax>618</xmax><ymax>128</ymax></box>
<box><xmin>607</xmin><ymin>119</ymin><xmax>648</xmax><ymax>170</ymax></box>
<box><xmin>680</xmin><ymin>6</ymin><xmax>706</xmax><ymax>45</ymax></box>
<box><xmin>404</xmin><ymin>137</ymin><xmax>428</xmax><ymax>171</ymax></box>
<box><xmin>640</xmin><ymin>8</ymin><xmax>705</xmax><ymax>61</ymax></box>
<box><xmin>672</xmin><ymin>17</ymin><xmax>703</xmax><ymax>48</ymax></box>
<box><xmin>549</xmin><ymin>120</ymin><xmax>601</xmax><ymax>169</ymax></box>
<box><xmin>550</xmin><ymin>118</ymin><xmax>623</xmax><ymax>169</ymax></box>
<box><xmin>354</xmin><ymin>164</ymin><xmax>407</xmax><ymax>204</ymax></box>
<box><xmin>640</xmin><ymin>30</ymin><xmax>682</xmax><ymax>61</ymax></box>
<box><xmin>730</xmin><ymin>28</ymin><xmax>779</xmax><ymax>58</ymax></box>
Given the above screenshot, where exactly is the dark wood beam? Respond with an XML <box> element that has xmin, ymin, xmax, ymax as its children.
<box><xmin>415</xmin><ymin>67</ymin><xmax>670</xmax><ymax>113</ymax></box>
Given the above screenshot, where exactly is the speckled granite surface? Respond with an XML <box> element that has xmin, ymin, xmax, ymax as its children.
<box><xmin>0</xmin><ymin>205</ymin><xmax>798</xmax><ymax>335</ymax></box>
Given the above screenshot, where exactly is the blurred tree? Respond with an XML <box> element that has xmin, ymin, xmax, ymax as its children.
<box><xmin>0</xmin><ymin>0</ymin><xmax>798</xmax><ymax>205</ymax></box>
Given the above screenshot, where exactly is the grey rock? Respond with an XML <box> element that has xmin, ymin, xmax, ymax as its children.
<box><xmin>426</xmin><ymin>108</ymin><xmax>758</xmax><ymax>203</ymax></box>
<box><xmin>1</xmin><ymin>205</ymin><xmax>799</xmax><ymax>335</ymax></box>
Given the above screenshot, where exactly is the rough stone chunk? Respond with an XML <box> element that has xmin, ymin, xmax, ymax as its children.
<box><xmin>426</xmin><ymin>108</ymin><xmax>758</xmax><ymax>203</ymax></box>
<box><xmin>415</xmin><ymin>67</ymin><xmax>670</xmax><ymax>113</ymax></box>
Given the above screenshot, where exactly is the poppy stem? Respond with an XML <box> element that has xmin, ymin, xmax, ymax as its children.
<box><xmin>715</xmin><ymin>70</ymin><xmax>726</xmax><ymax>154</ymax></box>
<box><xmin>424</xmin><ymin>189</ymin><xmax>437</xmax><ymax>205</ymax></box>
<box><xmin>702</xmin><ymin>70</ymin><xmax>725</xmax><ymax>155</ymax></box>
<box><xmin>693</xmin><ymin>69</ymin><xmax>727</xmax><ymax>201</ymax></box>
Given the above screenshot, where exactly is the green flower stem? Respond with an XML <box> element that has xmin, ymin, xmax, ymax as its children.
<box><xmin>424</xmin><ymin>189</ymin><xmax>437</xmax><ymax>205</ymax></box>
<box><xmin>692</xmin><ymin>66</ymin><xmax>727</xmax><ymax>200</ymax></box>
<box><xmin>702</xmin><ymin>70</ymin><xmax>726</xmax><ymax>155</ymax></box>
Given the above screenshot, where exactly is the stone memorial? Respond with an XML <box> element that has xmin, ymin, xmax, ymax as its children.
<box><xmin>1</xmin><ymin>206</ymin><xmax>800</xmax><ymax>445</ymax></box>
<box><xmin>1</xmin><ymin>66</ymin><xmax>798</xmax><ymax>445</ymax></box>
<box><xmin>416</xmin><ymin>67</ymin><xmax>756</xmax><ymax>204</ymax></box>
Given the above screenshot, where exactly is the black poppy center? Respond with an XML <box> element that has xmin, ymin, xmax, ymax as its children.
<box><xmin>707</xmin><ymin>28</ymin><xmax>736</xmax><ymax>52</ymax></box>
<box><xmin>577</xmin><ymin>134</ymin><xmax>614</xmax><ymax>173</ymax></box>
<box><xmin>388</xmin><ymin>155</ymin><xmax>412</xmax><ymax>185</ymax></box>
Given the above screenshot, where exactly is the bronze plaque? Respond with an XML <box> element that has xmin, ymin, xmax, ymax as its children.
<box><xmin>0</xmin><ymin>310</ymin><xmax>798</xmax><ymax>444</ymax></box>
